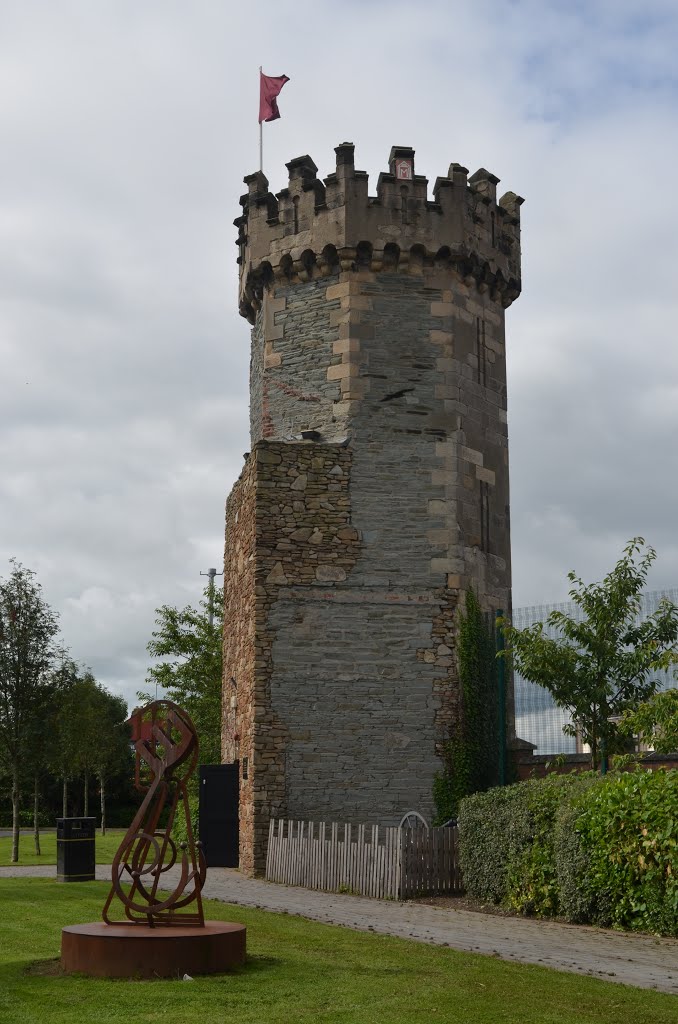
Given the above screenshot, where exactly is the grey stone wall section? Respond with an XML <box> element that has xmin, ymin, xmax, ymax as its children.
<box><xmin>226</xmin><ymin>144</ymin><xmax>524</xmax><ymax>872</ymax></box>
<box><xmin>249</xmin><ymin>311</ymin><xmax>264</xmax><ymax>442</ymax></box>
<box><xmin>269</xmin><ymin>596</ymin><xmax>441</xmax><ymax>823</ymax></box>
<box><xmin>256</xmin><ymin>277</ymin><xmax>343</xmax><ymax>443</ymax></box>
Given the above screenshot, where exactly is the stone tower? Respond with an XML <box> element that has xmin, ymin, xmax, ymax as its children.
<box><xmin>223</xmin><ymin>144</ymin><xmax>523</xmax><ymax>875</ymax></box>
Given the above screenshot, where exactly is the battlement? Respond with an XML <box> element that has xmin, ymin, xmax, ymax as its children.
<box><xmin>234</xmin><ymin>143</ymin><xmax>523</xmax><ymax>322</ymax></box>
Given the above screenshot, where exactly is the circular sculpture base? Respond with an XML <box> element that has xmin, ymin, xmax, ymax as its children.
<box><xmin>61</xmin><ymin>921</ymin><xmax>247</xmax><ymax>978</ymax></box>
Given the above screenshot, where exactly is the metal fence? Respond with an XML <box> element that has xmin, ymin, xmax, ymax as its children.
<box><xmin>265</xmin><ymin>819</ymin><xmax>462</xmax><ymax>900</ymax></box>
<box><xmin>513</xmin><ymin>588</ymin><xmax>678</xmax><ymax>754</ymax></box>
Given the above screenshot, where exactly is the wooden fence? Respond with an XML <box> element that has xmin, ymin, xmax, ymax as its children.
<box><xmin>265</xmin><ymin>819</ymin><xmax>462</xmax><ymax>900</ymax></box>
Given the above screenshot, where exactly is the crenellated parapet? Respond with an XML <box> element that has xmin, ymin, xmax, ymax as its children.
<box><xmin>234</xmin><ymin>143</ymin><xmax>524</xmax><ymax>322</ymax></box>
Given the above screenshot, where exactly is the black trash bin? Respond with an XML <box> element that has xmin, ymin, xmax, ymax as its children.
<box><xmin>56</xmin><ymin>817</ymin><xmax>96</xmax><ymax>882</ymax></box>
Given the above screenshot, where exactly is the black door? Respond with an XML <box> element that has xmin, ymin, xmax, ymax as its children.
<box><xmin>199</xmin><ymin>763</ymin><xmax>239</xmax><ymax>868</ymax></box>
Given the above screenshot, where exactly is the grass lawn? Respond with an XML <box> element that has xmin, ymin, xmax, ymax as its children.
<box><xmin>0</xmin><ymin>879</ymin><xmax>676</xmax><ymax>1024</ymax></box>
<box><xmin>0</xmin><ymin>831</ymin><xmax>124</xmax><ymax>867</ymax></box>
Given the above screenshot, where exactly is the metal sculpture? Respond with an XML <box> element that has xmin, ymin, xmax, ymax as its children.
<box><xmin>102</xmin><ymin>700</ymin><xmax>206</xmax><ymax>927</ymax></box>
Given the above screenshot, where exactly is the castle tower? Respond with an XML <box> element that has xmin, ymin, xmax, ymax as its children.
<box><xmin>223</xmin><ymin>144</ymin><xmax>523</xmax><ymax>875</ymax></box>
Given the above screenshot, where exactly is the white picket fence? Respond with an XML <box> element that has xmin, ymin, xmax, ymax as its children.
<box><xmin>265</xmin><ymin>819</ymin><xmax>462</xmax><ymax>900</ymax></box>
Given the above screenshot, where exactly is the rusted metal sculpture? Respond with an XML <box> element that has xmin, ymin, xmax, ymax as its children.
<box><xmin>102</xmin><ymin>700</ymin><xmax>207</xmax><ymax>927</ymax></box>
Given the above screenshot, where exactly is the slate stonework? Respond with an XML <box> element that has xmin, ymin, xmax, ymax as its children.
<box><xmin>224</xmin><ymin>144</ymin><xmax>523</xmax><ymax>874</ymax></box>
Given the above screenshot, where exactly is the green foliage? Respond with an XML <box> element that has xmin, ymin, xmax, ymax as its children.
<box><xmin>0</xmin><ymin>561</ymin><xmax>61</xmax><ymax>860</ymax></box>
<box><xmin>504</xmin><ymin>538</ymin><xmax>678</xmax><ymax>770</ymax></box>
<box><xmin>49</xmin><ymin>666</ymin><xmax>130</xmax><ymax>791</ymax></box>
<box><xmin>455</xmin><ymin>784</ymin><xmax>517</xmax><ymax>903</ymax></box>
<box><xmin>141</xmin><ymin>585</ymin><xmax>224</xmax><ymax>844</ymax></box>
<box><xmin>459</xmin><ymin>768</ymin><xmax>678</xmax><ymax>936</ymax></box>
<box><xmin>0</xmin><ymin>808</ymin><xmax>53</xmax><ymax>829</ymax></box>
<box><xmin>433</xmin><ymin>590</ymin><xmax>499</xmax><ymax>823</ymax></box>
<box><xmin>457</xmin><ymin>773</ymin><xmax>597</xmax><ymax>911</ymax></box>
<box><xmin>573</xmin><ymin>769</ymin><xmax>678</xmax><ymax>935</ymax></box>
<box><xmin>554</xmin><ymin>798</ymin><xmax>600</xmax><ymax>924</ymax></box>
<box><xmin>143</xmin><ymin>584</ymin><xmax>223</xmax><ymax>765</ymax></box>
<box><xmin>621</xmin><ymin>689</ymin><xmax>678</xmax><ymax>754</ymax></box>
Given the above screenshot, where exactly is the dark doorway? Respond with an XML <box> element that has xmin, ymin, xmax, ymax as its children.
<box><xmin>199</xmin><ymin>763</ymin><xmax>239</xmax><ymax>868</ymax></box>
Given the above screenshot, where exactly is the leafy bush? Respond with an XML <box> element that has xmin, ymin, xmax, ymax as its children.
<box><xmin>456</xmin><ymin>784</ymin><xmax>517</xmax><ymax>903</ymax></box>
<box><xmin>458</xmin><ymin>773</ymin><xmax>596</xmax><ymax>912</ymax></box>
<box><xmin>459</xmin><ymin>768</ymin><xmax>678</xmax><ymax>936</ymax></box>
<box><xmin>553</xmin><ymin>799</ymin><xmax>600</xmax><ymax>924</ymax></box>
<box><xmin>0</xmin><ymin>808</ymin><xmax>53</xmax><ymax>829</ymax></box>
<box><xmin>573</xmin><ymin>769</ymin><xmax>678</xmax><ymax>935</ymax></box>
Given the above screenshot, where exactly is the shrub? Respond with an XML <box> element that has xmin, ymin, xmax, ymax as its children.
<box><xmin>0</xmin><ymin>808</ymin><xmax>53</xmax><ymax>829</ymax></box>
<box><xmin>460</xmin><ymin>767</ymin><xmax>678</xmax><ymax>937</ymax></box>
<box><xmin>574</xmin><ymin>769</ymin><xmax>678</xmax><ymax>935</ymax></box>
<box><xmin>553</xmin><ymin>799</ymin><xmax>599</xmax><ymax>924</ymax></box>
<box><xmin>457</xmin><ymin>784</ymin><xmax>518</xmax><ymax>904</ymax></box>
<box><xmin>459</xmin><ymin>772</ymin><xmax>597</xmax><ymax>913</ymax></box>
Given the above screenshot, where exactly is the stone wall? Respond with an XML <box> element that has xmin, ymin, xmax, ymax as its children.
<box><xmin>222</xmin><ymin>454</ymin><xmax>257</xmax><ymax>872</ymax></box>
<box><xmin>248</xmin><ymin>263</ymin><xmax>512</xmax><ymax>611</ymax></box>
<box><xmin>225</xmin><ymin>144</ymin><xmax>523</xmax><ymax>875</ymax></box>
<box><xmin>249</xmin><ymin>278</ymin><xmax>343</xmax><ymax>444</ymax></box>
<box><xmin>223</xmin><ymin>440</ymin><xmax>359</xmax><ymax>873</ymax></box>
<box><xmin>224</xmin><ymin>263</ymin><xmax>514</xmax><ymax>873</ymax></box>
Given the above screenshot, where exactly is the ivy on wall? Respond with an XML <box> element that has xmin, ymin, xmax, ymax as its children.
<box><xmin>433</xmin><ymin>589</ymin><xmax>501</xmax><ymax>823</ymax></box>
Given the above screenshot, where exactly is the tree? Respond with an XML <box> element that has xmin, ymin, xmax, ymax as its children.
<box><xmin>48</xmin><ymin>659</ymin><xmax>82</xmax><ymax>818</ymax></box>
<box><xmin>90</xmin><ymin>685</ymin><xmax>130</xmax><ymax>834</ymax></box>
<box><xmin>144</xmin><ymin>584</ymin><xmax>223</xmax><ymax>764</ymax></box>
<box><xmin>24</xmin><ymin>669</ymin><xmax>66</xmax><ymax>855</ymax></box>
<box><xmin>504</xmin><ymin>539</ymin><xmax>678</xmax><ymax>773</ymax></box>
<box><xmin>0</xmin><ymin>561</ymin><xmax>61</xmax><ymax>862</ymax></box>
<box><xmin>50</xmin><ymin>668</ymin><xmax>130</xmax><ymax>828</ymax></box>
<box><xmin>621</xmin><ymin>688</ymin><xmax>678</xmax><ymax>754</ymax></box>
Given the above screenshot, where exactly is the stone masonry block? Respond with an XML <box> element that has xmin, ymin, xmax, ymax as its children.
<box><xmin>430</xmin><ymin>302</ymin><xmax>455</xmax><ymax>317</ymax></box>
<box><xmin>264</xmin><ymin>347</ymin><xmax>282</xmax><ymax>369</ymax></box>
<box><xmin>430</xmin><ymin>330</ymin><xmax>453</xmax><ymax>346</ymax></box>
<box><xmin>333</xmin><ymin>339</ymin><xmax>361</xmax><ymax>355</ymax></box>
<box><xmin>327</xmin><ymin>363</ymin><xmax>360</xmax><ymax>381</ymax></box>
<box><xmin>460</xmin><ymin>446</ymin><xmax>483</xmax><ymax>466</ymax></box>
<box><xmin>326</xmin><ymin>281</ymin><xmax>361</xmax><ymax>301</ymax></box>
<box><xmin>476</xmin><ymin>465</ymin><xmax>496</xmax><ymax>485</ymax></box>
<box><xmin>341</xmin><ymin>295</ymin><xmax>372</xmax><ymax>311</ymax></box>
<box><xmin>430</xmin><ymin>557</ymin><xmax>464</xmax><ymax>573</ymax></box>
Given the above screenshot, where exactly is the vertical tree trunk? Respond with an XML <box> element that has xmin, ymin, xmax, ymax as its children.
<box><xmin>33</xmin><ymin>774</ymin><xmax>41</xmax><ymax>856</ymax></box>
<box><xmin>11</xmin><ymin>766</ymin><xmax>20</xmax><ymax>864</ymax></box>
<box><xmin>62</xmin><ymin>777</ymin><xmax>67</xmax><ymax>818</ymax></box>
<box><xmin>100</xmin><ymin>774</ymin><xmax>106</xmax><ymax>835</ymax></box>
<box><xmin>590</xmin><ymin>726</ymin><xmax>598</xmax><ymax>772</ymax></box>
<box><xmin>83</xmin><ymin>773</ymin><xmax>88</xmax><ymax>817</ymax></box>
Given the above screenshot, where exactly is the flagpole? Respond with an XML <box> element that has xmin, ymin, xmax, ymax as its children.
<box><xmin>259</xmin><ymin>65</ymin><xmax>263</xmax><ymax>173</ymax></box>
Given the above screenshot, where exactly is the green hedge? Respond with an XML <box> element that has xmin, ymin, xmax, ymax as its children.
<box><xmin>458</xmin><ymin>768</ymin><xmax>678</xmax><ymax>936</ymax></box>
<box><xmin>457</xmin><ymin>773</ymin><xmax>597</xmax><ymax>913</ymax></box>
<box><xmin>572</xmin><ymin>769</ymin><xmax>678</xmax><ymax>934</ymax></box>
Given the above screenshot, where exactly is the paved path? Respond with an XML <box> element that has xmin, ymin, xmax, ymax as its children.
<box><xmin>1</xmin><ymin>865</ymin><xmax>676</xmax><ymax>994</ymax></box>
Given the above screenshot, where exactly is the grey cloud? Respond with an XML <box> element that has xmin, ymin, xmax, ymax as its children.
<box><xmin>2</xmin><ymin>0</ymin><xmax>678</xmax><ymax>708</ymax></box>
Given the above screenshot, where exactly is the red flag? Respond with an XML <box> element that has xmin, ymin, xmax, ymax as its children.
<box><xmin>259</xmin><ymin>72</ymin><xmax>289</xmax><ymax>124</ymax></box>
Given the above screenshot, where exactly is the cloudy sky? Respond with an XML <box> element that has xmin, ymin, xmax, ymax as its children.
<box><xmin>2</xmin><ymin>0</ymin><xmax>678</xmax><ymax>709</ymax></box>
